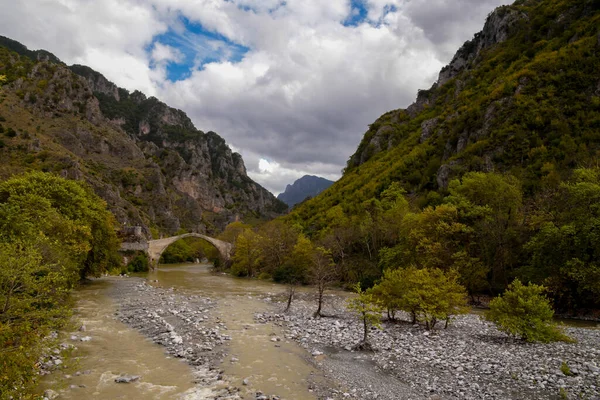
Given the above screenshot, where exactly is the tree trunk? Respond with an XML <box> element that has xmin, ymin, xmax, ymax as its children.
<box><xmin>314</xmin><ymin>286</ymin><xmax>324</xmax><ymax>317</ymax></box>
<box><xmin>285</xmin><ymin>285</ymin><xmax>295</xmax><ymax>312</ymax></box>
<box><xmin>444</xmin><ymin>317</ymin><xmax>450</xmax><ymax>329</ymax></box>
<box><xmin>362</xmin><ymin>312</ymin><xmax>368</xmax><ymax>343</ymax></box>
<box><xmin>411</xmin><ymin>311</ymin><xmax>417</xmax><ymax>324</ymax></box>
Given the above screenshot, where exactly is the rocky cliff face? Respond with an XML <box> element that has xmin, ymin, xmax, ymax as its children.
<box><xmin>346</xmin><ymin>0</ymin><xmax>600</xmax><ymax>191</ymax></box>
<box><xmin>347</xmin><ymin>6</ymin><xmax>528</xmax><ymax>171</ymax></box>
<box><xmin>277</xmin><ymin>175</ymin><xmax>334</xmax><ymax>207</ymax></box>
<box><xmin>0</xmin><ymin>37</ymin><xmax>286</xmax><ymax>237</ymax></box>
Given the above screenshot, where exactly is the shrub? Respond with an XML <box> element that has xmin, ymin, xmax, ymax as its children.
<box><xmin>485</xmin><ymin>279</ymin><xmax>573</xmax><ymax>343</ymax></box>
<box><xmin>560</xmin><ymin>361</ymin><xmax>573</xmax><ymax>376</ymax></box>
<box><xmin>127</xmin><ymin>253</ymin><xmax>149</xmax><ymax>273</ymax></box>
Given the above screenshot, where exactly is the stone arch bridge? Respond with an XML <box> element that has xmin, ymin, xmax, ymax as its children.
<box><xmin>120</xmin><ymin>232</ymin><xmax>232</xmax><ymax>268</ymax></box>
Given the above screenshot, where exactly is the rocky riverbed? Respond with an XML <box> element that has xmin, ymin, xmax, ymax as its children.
<box><xmin>256</xmin><ymin>292</ymin><xmax>600</xmax><ymax>400</ymax></box>
<box><xmin>51</xmin><ymin>274</ymin><xmax>599</xmax><ymax>400</ymax></box>
<box><xmin>109</xmin><ymin>277</ymin><xmax>244</xmax><ymax>399</ymax></box>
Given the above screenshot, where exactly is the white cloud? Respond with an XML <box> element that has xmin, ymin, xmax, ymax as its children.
<box><xmin>151</xmin><ymin>42</ymin><xmax>184</xmax><ymax>64</ymax></box>
<box><xmin>0</xmin><ymin>0</ymin><xmax>511</xmax><ymax>195</ymax></box>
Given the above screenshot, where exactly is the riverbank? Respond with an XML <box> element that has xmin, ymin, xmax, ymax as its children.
<box><xmin>257</xmin><ymin>291</ymin><xmax>600</xmax><ymax>400</ymax></box>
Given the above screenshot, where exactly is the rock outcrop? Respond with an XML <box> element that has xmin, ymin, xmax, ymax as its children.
<box><xmin>0</xmin><ymin>37</ymin><xmax>286</xmax><ymax>237</ymax></box>
<box><xmin>347</xmin><ymin>5</ymin><xmax>528</xmax><ymax>170</ymax></box>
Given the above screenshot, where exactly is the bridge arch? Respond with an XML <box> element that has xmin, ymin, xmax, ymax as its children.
<box><xmin>147</xmin><ymin>233</ymin><xmax>232</xmax><ymax>268</ymax></box>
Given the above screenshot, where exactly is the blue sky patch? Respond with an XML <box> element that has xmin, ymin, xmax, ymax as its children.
<box><xmin>150</xmin><ymin>16</ymin><xmax>250</xmax><ymax>82</ymax></box>
<box><xmin>343</xmin><ymin>0</ymin><xmax>368</xmax><ymax>27</ymax></box>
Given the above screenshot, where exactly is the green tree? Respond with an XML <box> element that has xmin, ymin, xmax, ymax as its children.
<box><xmin>126</xmin><ymin>252</ymin><xmax>150</xmax><ymax>272</ymax></box>
<box><xmin>0</xmin><ymin>171</ymin><xmax>121</xmax><ymax>279</ymax></box>
<box><xmin>446</xmin><ymin>172</ymin><xmax>524</xmax><ymax>291</ymax></box>
<box><xmin>160</xmin><ymin>239</ymin><xmax>196</xmax><ymax>264</ymax></box>
<box><xmin>231</xmin><ymin>229</ymin><xmax>263</xmax><ymax>277</ymax></box>
<box><xmin>419</xmin><ymin>268</ymin><xmax>469</xmax><ymax>329</ymax></box>
<box><xmin>0</xmin><ymin>172</ymin><xmax>120</xmax><ymax>397</ymax></box>
<box><xmin>451</xmin><ymin>251</ymin><xmax>489</xmax><ymax>302</ymax></box>
<box><xmin>309</xmin><ymin>246</ymin><xmax>336</xmax><ymax>317</ymax></box>
<box><xmin>374</xmin><ymin>266</ymin><xmax>468</xmax><ymax>329</ymax></box>
<box><xmin>522</xmin><ymin>168</ymin><xmax>600</xmax><ymax>310</ymax></box>
<box><xmin>218</xmin><ymin>221</ymin><xmax>251</xmax><ymax>245</ymax></box>
<box><xmin>258</xmin><ymin>220</ymin><xmax>299</xmax><ymax>274</ymax></box>
<box><xmin>406</xmin><ymin>205</ymin><xmax>473</xmax><ymax>270</ymax></box>
<box><xmin>369</xmin><ymin>268</ymin><xmax>406</xmax><ymax>321</ymax></box>
<box><xmin>485</xmin><ymin>279</ymin><xmax>573</xmax><ymax>343</ymax></box>
<box><xmin>347</xmin><ymin>283</ymin><xmax>384</xmax><ymax>350</ymax></box>
<box><xmin>276</xmin><ymin>234</ymin><xmax>311</xmax><ymax>312</ymax></box>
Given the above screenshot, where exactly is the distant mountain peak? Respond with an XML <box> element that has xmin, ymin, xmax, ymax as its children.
<box><xmin>277</xmin><ymin>175</ymin><xmax>334</xmax><ymax>207</ymax></box>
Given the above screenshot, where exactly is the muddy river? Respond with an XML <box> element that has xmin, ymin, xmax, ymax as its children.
<box><xmin>39</xmin><ymin>263</ymin><xmax>323</xmax><ymax>399</ymax></box>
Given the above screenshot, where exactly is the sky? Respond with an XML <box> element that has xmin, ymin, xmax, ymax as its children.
<box><xmin>0</xmin><ymin>0</ymin><xmax>511</xmax><ymax>195</ymax></box>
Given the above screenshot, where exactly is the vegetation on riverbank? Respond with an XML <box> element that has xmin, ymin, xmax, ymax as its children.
<box><xmin>225</xmin><ymin>168</ymin><xmax>600</xmax><ymax>320</ymax></box>
<box><xmin>0</xmin><ymin>171</ymin><xmax>120</xmax><ymax>397</ymax></box>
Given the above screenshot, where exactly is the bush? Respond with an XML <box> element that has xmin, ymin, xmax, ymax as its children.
<box><xmin>127</xmin><ymin>253</ymin><xmax>149</xmax><ymax>273</ymax></box>
<box><xmin>485</xmin><ymin>279</ymin><xmax>573</xmax><ymax>343</ymax></box>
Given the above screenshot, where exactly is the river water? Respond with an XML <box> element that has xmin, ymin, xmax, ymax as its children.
<box><xmin>38</xmin><ymin>263</ymin><xmax>323</xmax><ymax>399</ymax></box>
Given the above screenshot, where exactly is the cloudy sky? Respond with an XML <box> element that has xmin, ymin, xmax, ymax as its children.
<box><xmin>0</xmin><ymin>0</ymin><xmax>510</xmax><ymax>195</ymax></box>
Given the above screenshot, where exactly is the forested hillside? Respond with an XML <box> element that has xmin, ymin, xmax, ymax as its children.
<box><xmin>226</xmin><ymin>0</ymin><xmax>600</xmax><ymax>313</ymax></box>
<box><xmin>0</xmin><ymin>37</ymin><xmax>286</xmax><ymax>238</ymax></box>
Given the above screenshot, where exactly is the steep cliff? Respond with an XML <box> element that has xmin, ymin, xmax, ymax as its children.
<box><xmin>0</xmin><ymin>36</ymin><xmax>286</xmax><ymax>237</ymax></box>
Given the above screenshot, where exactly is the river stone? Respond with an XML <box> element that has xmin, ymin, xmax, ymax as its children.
<box><xmin>43</xmin><ymin>389</ymin><xmax>59</xmax><ymax>399</ymax></box>
<box><xmin>115</xmin><ymin>375</ymin><xmax>141</xmax><ymax>383</ymax></box>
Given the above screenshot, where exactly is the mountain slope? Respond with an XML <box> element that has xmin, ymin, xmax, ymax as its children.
<box><xmin>0</xmin><ymin>36</ymin><xmax>287</xmax><ymax>237</ymax></box>
<box><xmin>290</xmin><ymin>0</ymin><xmax>600</xmax><ymax>232</ymax></box>
<box><xmin>277</xmin><ymin>175</ymin><xmax>334</xmax><ymax>207</ymax></box>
